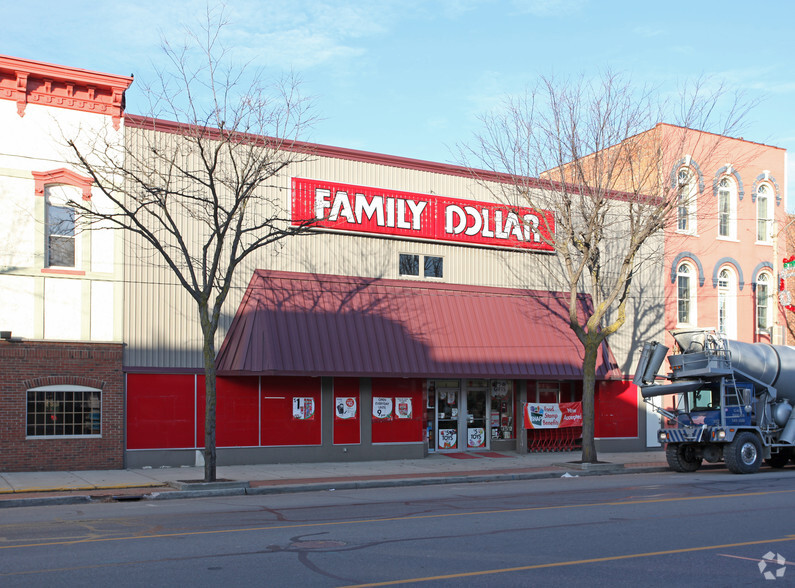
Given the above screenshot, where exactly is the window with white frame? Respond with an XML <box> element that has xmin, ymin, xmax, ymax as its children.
<box><xmin>399</xmin><ymin>254</ymin><xmax>443</xmax><ymax>279</ymax></box>
<box><xmin>757</xmin><ymin>184</ymin><xmax>772</xmax><ymax>242</ymax></box>
<box><xmin>717</xmin><ymin>177</ymin><xmax>736</xmax><ymax>239</ymax></box>
<box><xmin>717</xmin><ymin>267</ymin><xmax>737</xmax><ymax>339</ymax></box>
<box><xmin>45</xmin><ymin>185</ymin><xmax>82</xmax><ymax>268</ymax></box>
<box><xmin>677</xmin><ymin>262</ymin><xmax>695</xmax><ymax>325</ymax></box>
<box><xmin>757</xmin><ymin>272</ymin><xmax>772</xmax><ymax>331</ymax></box>
<box><xmin>26</xmin><ymin>385</ymin><xmax>101</xmax><ymax>437</ymax></box>
<box><xmin>677</xmin><ymin>168</ymin><xmax>696</xmax><ymax>233</ymax></box>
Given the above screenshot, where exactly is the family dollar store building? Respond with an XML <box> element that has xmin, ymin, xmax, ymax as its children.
<box><xmin>0</xmin><ymin>55</ymin><xmax>661</xmax><ymax>471</ymax></box>
<box><xmin>121</xmin><ymin>119</ymin><xmax>660</xmax><ymax>469</ymax></box>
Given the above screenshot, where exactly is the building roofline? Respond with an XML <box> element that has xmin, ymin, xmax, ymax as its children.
<box><xmin>125</xmin><ymin>114</ymin><xmax>652</xmax><ymax>203</ymax></box>
<box><xmin>0</xmin><ymin>54</ymin><xmax>134</xmax><ymax>90</ymax></box>
<box><xmin>653</xmin><ymin>122</ymin><xmax>785</xmax><ymax>152</ymax></box>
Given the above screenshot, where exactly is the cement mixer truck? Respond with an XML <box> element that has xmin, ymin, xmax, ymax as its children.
<box><xmin>635</xmin><ymin>328</ymin><xmax>795</xmax><ymax>474</ymax></box>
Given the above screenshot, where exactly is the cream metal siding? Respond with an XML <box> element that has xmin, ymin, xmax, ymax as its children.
<box><xmin>123</xmin><ymin>126</ymin><xmax>663</xmax><ymax>372</ymax></box>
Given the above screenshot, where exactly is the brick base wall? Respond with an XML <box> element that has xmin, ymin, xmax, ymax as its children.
<box><xmin>0</xmin><ymin>340</ymin><xmax>124</xmax><ymax>472</ymax></box>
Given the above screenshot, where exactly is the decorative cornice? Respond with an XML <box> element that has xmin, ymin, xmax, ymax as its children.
<box><xmin>670</xmin><ymin>251</ymin><xmax>706</xmax><ymax>287</ymax></box>
<box><xmin>750</xmin><ymin>171</ymin><xmax>782</xmax><ymax>206</ymax></box>
<box><xmin>670</xmin><ymin>156</ymin><xmax>705</xmax><ymax>194</ymax></box>
<box><xmin>0</xmin><ymin>54</ymin><xmax>133</xmax><ymax>130</ymax></box>
<box><xmin>713</xmin><ymin>166</ymin><xmax>744</xmax><ymax>201</ymax></box>
<box><xmin>32</xmin><ymin>168</ymin><xmax>93</xmax><ymax>200</ymax></box>
<box><xmin>751</xmin><ymin>261</ymin><xmax>773</xmax><ymax>293</ymax></box>
<box><xmin>712</xmin><ymin>257</ymin><xmax>745</xmax><ymax>291</ymax></box>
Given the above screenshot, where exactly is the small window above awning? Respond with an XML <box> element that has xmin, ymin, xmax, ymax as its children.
<box><xmin>216</xmin><ymin>270</ymin><xmax>619</xmax><ymax>380</ymax></box>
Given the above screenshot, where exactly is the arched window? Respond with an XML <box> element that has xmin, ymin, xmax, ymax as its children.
<box><xmin>757</xmin><ymin>184</ymin><xmax>772</xmax><ymax>242</ymax></box>
<box><xmin>677</xmin><ymin>168</ymin><xmax>697</xmax><ymax>233</ymax></box>
<box><xmin>717</xmin><ymin>176</ymin><xmax>736</xmax><ymax>239</ymax></box>
<box><xmin>677</xmin><ymin>262</ymin><xmax>695</xmax><ymax>325</ymax></box>
<box><xmin>718</xmin><ymin>267</ymin><xmax>737</xmax><ymax>339</ymax></box>
<box><xmin>757</xmin><ymin>272</ymin><xmax>772</xmax><ymax>331</ymax></box>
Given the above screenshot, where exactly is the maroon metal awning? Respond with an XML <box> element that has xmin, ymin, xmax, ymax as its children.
<box><xmin>216</xmin><ymin>270</ymin><xmax>619</xmax><ymax>379</ymax></box>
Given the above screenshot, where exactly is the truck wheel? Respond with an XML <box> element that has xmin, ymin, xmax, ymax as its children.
<box><xmin>666</xmin><ymin>443</ymin><xmax>702</xmax><ymax>472</ymax></box>
<box><xmin>765</xmin><ymin>449</ymin><xmax>791</xmax><ymax>469</ymax></box>
<box><xmin>725</xmin><ymin>432</ymin><xmax>762</xmax><ymax>474</ymax></box>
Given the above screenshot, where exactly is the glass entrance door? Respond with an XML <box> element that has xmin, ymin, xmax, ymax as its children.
<box><xmin>435</xmin><ymin>380</ymin><xmax>460</xmax><ymax>450</ymax></box>
<box><xmin>465</xmin><ymin>383</ymin><xmax>489</xmax><ymax>450</ymax></box>
<box><xmin>430</xmin><ymin>379</ymin><xmax>492</xmax><ymax>451</ymax></box>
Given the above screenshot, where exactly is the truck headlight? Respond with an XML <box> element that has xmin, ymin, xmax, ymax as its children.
<box><xmin>658</xmin><ymin>430</ymin><xmax>668</xmax><ymax>443</ymax></box>
<box><xmin>715</xmin><ymin>429</ymin><xmax>725</xmax><ymax>440</ymax></box>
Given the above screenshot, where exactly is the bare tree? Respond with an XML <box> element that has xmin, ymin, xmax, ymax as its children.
<box><xmin>460</xmin><ymin>71</ymin><xmax>753</xmax><ymax>463</ymax></box>
<box><xmin>63</xmin><ymin>7</ymin><xmax>316</xmax><ymax>481</ymax></box>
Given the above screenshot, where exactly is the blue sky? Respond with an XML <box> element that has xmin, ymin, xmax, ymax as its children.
<box><xmin>5</xmin><ymin>0</ymin><xmax>793</xmax><ymax>205</ymax></box>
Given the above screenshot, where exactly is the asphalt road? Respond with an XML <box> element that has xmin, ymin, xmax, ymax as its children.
<box><xmin>1</xmin><ymin>468</ymin><xmax>793</xmax><ymax>586</ymax></box>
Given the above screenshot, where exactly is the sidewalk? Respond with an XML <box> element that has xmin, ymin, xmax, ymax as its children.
<box><xmin>0</xmin><ymin>450</ymin><xmax>669</xmax><ymax>508</ymax></box>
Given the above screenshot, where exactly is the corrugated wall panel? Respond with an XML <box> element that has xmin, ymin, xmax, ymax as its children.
<box><xmin>123</xmin><ymin>126</ymin><xmax>663</xmax><ymax>372</ymax></box>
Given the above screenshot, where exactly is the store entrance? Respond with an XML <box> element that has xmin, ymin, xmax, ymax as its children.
<box><xmin>429</xmin><ymin>379</ymin><xmax>490</xmax><ymax>452</ymax></box>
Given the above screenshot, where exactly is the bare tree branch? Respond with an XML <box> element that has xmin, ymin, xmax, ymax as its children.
<box><xmin>61</xmin><ymin>5</ymin><xmax>317</xmax><ymax>481</ymax></box>
<box><xmin>459</xmin><ymin>70</ymin><xmax>755</xmax><ymax>463</ymax></box>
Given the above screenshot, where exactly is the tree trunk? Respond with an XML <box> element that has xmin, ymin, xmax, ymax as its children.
<box><xmin>200</xmin><ymin>305</ymin><xmax>217</xmax><ymax>482</ymax></box>
<box><xmin>580</xmin><ymin>335</ymin><xmax>600</xmax><ymax>463</ymax></box>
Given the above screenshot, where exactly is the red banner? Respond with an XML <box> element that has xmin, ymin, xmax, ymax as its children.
<box><xmin>524</xmin><ymin>402</ymin><xmax>582</xmax><ymax>429</ymax></box>
<box><xmin>292</xmin><ymin>177</ymin><xmax>555</xmax><ymax>251</ymax></box>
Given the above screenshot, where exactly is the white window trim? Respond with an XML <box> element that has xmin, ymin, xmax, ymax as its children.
<box><xmin>756</xmin><ymin>183</ymin><xmax>773</xmax><ymax>244</ymax></box>
<box><xmin>756</xmin><ymin>272</ymin><xmax>773</xmax><ymax>333</ymax></box>
<box><xmin>676</xmin><ymin>262</ymin><xmax>697</xmax><ymax>327</ymax></box>
<box><xmin>45</xmin><ymin>185</ymin><xmax>84</xmax><ymax>269</ymax></box>
<box><xmin>676</xmin><ymin>168</ymin><xmax>698</xmax><ymax>235</ymax></box>
<box><xmin>717</xmin><ymin>267</ymin><xmax>738</xmax><ymax>339</ymax></box>
<box><xmin>26</xmin><ymin>384</ymin><xmax>102</xmax><ymax>439</ymax></box>
<box><xmin>717</xmin><ymin>176</ymin><xmax>737</xmax><ymax>240</ymax></box>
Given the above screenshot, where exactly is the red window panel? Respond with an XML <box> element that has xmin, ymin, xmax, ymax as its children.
<box><xmin>127</xmin><ymin>374</ymin><xmax>196</xmax><ymax>449</ymax></box>
<box><xmin>595</xmin><ymin>380</ymin><xmax>638</xmax><ymax>438</ymax></box>
<box><xmin>333</xmin><ymin>378</ymin><xmax>361</xmax><ymax>445</ymax></box>
<box><xmin>260</xmin><ymin>377</ymin><xmax>322</xmax><ymax>446</ymax></box>
<box><xmin>195</xmin><ymin>376</ymin><xmax>259</xmax><ymax>448</ymax></box>
<box><xmin>371</xmin><ymin>378</ymin><xmax>424</xmax><ymax>443</ymax></box>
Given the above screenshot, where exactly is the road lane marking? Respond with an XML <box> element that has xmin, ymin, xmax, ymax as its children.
<box><xmin>718</xmin><ymin>553</ymin><xmax>795</xmax><ymax>565</ymax></box>
<box><xmin>340</xmin><ymin>536</ymin><xmax>795</xmax><ymax>587</ymax></box>
<box><xmin>1</xmin><ymin>488</ymin><xmax>794</xmax><ymax>551</ymax></box>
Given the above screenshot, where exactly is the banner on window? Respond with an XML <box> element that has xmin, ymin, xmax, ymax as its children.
<box><xmin>395</xmin><ymin>397</ymin><xmax>413</xmax><ymax>419</ymax></box>
<box><xmin>373</xmin><ymin>397</ymin><xmax>393</xmax><ymax>419</ymax></box>
<box><xmin>335</xmin><ymin>397</ymin><xmax>357</xmax><ymax>420</ymax></box>
<box><xmin>467</xmin><ymin>427</ymin><xmax>485</xmax><ymax>448</ymax></box>
<box><xmin>438</xmin><ymin>428</ymin><xmax>457</xmax><ymax>449</ymax></box>
<box><xmin>293</xmin><ymin>397</ymin><xmax>316</xmax><ymax>420</ymax></box>
<box><xmin>524</xmin><ymin>402</ymin><xmax>582</xmax><ymax>429</ymax></box>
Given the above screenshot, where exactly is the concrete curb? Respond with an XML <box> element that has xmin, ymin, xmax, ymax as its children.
<box><xmin>0</xmin><ymin>465</ymin><xmax>670</xmax><ymax>508</ymax></box>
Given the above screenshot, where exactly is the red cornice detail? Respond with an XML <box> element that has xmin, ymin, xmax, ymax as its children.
<box><xmin>0</xmin><ymin>55</ymin><xmax>133</xmax><ymax>129</ymax></box>
<box><xmin>32</xmin><ymin>168</ymin><xmax>93</xmax><ymax>200</ymax></box>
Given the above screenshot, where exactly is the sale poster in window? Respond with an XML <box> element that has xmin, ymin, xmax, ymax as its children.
<box><xmin>335</xmin><ymin>397</ymin><xmax>357</xmax><ymax>420</ymax></box>
<box><xmin>467</xmin><ymin>427</ymin><xmax>485</xmax><ymax>448</ymax></box>
<box><xmin>438</xmin><ymin>428</ymin><xmax>457</xmax><ymax>449</ymax></box>
<box><xmin>395</xmin><ymin>397</ymin><xmax>412</xmax><ymax>419</ymax></box>
<box><xmin>372</xmin><ymin>397</ymin><xmax>393</xmax><ymax>419</ymax></box>
<box><xmin>293</xmin><ymin>397</ymin><xmax>316</xmax><ymax>420</ymax></box>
